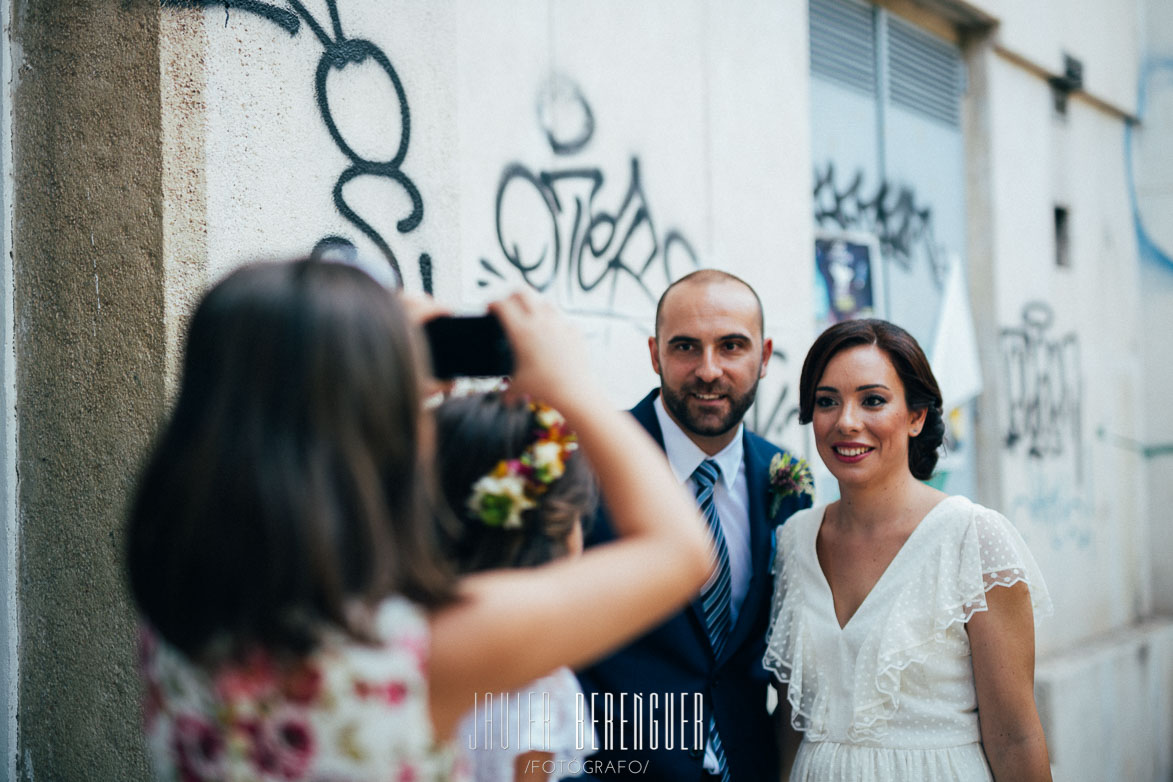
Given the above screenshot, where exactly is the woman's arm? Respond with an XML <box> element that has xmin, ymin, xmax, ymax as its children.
<box><xmin>967</xmin><ymin>581</ymin><xmax>1052</xmax><ymax>781</ymax></box>
<box><xmin>427</xmin><ymin>290</ymin><xmax>712</xmax><ymax>737</ymax></box>
<box><xmin>773</xmin><ymin>684</ymin><xmax>802</xmax><ymax>781</ymax></box>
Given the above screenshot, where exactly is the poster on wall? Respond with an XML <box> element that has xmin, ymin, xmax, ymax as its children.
<box><xmin>813</xmin><ymin>230</ymin><xmax>885</xmax><ymax>337</ymax></box>
<box><xmin>810</xmin><ymin>231</ymin><xmax>886</xmax><ymax>503</ymax></box>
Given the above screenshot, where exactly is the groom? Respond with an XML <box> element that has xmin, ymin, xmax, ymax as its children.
<box><xmin>574</xmin><ymin>270</ymin><xmax>812</xmax><ymax>781</ymax></box>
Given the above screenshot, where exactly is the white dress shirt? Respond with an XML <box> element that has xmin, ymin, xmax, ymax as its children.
<box><xmin>653</xmin><ymin>395</ymin><xmax>752</xmax><ymax>774</ymax></box>
<box><xmin>652</xmin><ymin>395</ymin><xmax>752</xmax><ymax>629</ymax></box>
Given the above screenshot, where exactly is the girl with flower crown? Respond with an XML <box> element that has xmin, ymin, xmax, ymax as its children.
<box><xmin>434</xmin><ymin>393</ymin><xmax>597</xmax><ymax>781</ymax></box>
<box><xmin>127</xmin><ymin>258</ymin><xmax>711</xmax><ymax>782</ymax></box>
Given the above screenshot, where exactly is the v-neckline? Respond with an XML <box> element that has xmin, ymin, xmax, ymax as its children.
<box><xmin>813</xmin><ymin>496</ymin><xmax>955</xmax><ymax>632</ymax></box>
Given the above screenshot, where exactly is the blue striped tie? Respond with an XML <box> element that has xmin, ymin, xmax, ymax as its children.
<box><xmin>692</xmin><ymin>459</ymin><xmax>732</xmax><ymax>781</ymax></box>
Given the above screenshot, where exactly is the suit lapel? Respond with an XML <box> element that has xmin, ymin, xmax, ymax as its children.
<box><xmin>630</xmin><ymin>389</ymin><xmax>665</xmax><ymax>449</ymax></box>
<box><xmin>631</xmin><ymin>389</ymin><xmax>773</xmax><ymax>664</ymax></box>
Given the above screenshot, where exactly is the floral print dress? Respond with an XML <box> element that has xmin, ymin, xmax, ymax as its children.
<box><xmin>140</xmin><ymin>596</ymin><xmax>468</xmax><ymax>782</ymax></box>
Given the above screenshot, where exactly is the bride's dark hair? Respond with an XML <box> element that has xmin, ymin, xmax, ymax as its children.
<box><xmin>798</xmin><ymin>319</ymin><xmax>945</xmax><ymax>480</ymax></box>
<box><xmin>127</xmin><ymin>259</ymin><xmax>455</xmax><ymax>659</ymax></box>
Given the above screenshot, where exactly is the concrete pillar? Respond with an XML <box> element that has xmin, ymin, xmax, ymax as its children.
<box><xmin>12</xmin><ymin>2</ymin><xmax>164</xmax><ymax>778</ymax></box>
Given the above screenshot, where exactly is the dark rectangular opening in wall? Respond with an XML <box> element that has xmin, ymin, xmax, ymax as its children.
<box><xmin>1054</xmin><ymin>206</ymin><xmax>1070</xmax><ymax>267</ymax></box>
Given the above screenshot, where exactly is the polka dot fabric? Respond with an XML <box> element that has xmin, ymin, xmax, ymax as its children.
<box><xmin>763</xmin><ymin>496</ymin><xmax>1052</xmax><ymax>782</ymax></box>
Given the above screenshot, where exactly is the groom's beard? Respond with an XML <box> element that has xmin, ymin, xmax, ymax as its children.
<box><xmin>660</xmin><ymin>375</ymin><xmax>760</xmax><ymax>439</ymax></box>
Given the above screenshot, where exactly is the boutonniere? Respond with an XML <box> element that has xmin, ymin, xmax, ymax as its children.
<box><xmin>767</xmin><ymin>453</ymin><xmax>813</xmax><ymax>518</ymax></box>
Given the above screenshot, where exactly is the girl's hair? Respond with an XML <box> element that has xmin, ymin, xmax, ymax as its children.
<box><xmin>434</xmin><ymin>393</ymin><xmax>597</xmax><ymax>574</ymax></box>
<box><xmin>798</xmin><ymin>318</ymin><xmax>945</xmax><ymax>480</ymax></box>
<box><xmin>127</xmin><ymin>259</ymin><xmax>455</xmax><ymax>659</ymax></box>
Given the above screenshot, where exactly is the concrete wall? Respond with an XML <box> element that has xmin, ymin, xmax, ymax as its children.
<box><xmin>1135</xmin><ymin>0</ymin><xmax>1173</xmax><ymax>622</ymax></box>
<box><xmin>978</xmin><ymin>0</ymin><xmax>1140</xmax><ymax>114</ymax></box>
<box><xmin>168</xmin><ymin>0</ymin><xmax>816</xmax><ymax>435</ymax></box>
<box><xmin>11</xmin><ymin>2</ymin><xmax>164</xmax><ymax>779</ymax></box>
<box><xmin>963</xmin><ymin>0</ymin><xmax>1173</xmax><ymax>777</ymax></box>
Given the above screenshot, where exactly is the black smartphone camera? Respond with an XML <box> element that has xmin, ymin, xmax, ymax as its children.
<box><xmin>424</xmin><ymin>314</ymin><xmax>515</xmax><ymax>379</ymax></box>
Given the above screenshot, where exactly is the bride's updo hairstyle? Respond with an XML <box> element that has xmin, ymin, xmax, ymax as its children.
<box><xmin>798</xmin><ymin>319</ymin><xmax>945</xmax><ymax>480</ymax></box>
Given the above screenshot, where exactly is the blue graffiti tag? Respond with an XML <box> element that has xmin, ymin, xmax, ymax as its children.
<box><xmin>1125</xmin><ymin>57</ymin><xmax>1173</xmax><ymax>272</ymax></box>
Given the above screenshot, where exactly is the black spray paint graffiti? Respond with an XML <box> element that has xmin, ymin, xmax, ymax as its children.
<box><xmin>999</xmin><ymin>301</ymin><xmax>1082</xmax><ymax>475</ymax></box>
<box><xmin>813</xmin><ymin>162</ymin><xmax>942</xmax><ymax>280</ymax></box>
<box><xmin>479</xmin><ymin>76</ymin><xmax>699</xmax><ymax>312</ymax></box>
<box><xmin>162</xmin><ymin>0</ymin><xmax>431</xmax><ymax>291</ymax></box>
<box><xmin>747</xmin><ymin>348</ymin><xmax>801</xmax><ymax>443</ymax></box>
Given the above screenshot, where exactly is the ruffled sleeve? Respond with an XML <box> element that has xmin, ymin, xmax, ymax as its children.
<box><xmin>851</xmin><ymin>497</ymin><xmax>1053</xmax><ymax>740</ymax></box>
<box><xmin>762</xmin><ymin>497</ymin><xmax>1053</xmax><ymax>745</ymax></box>
<box><xmin>762</xmin><ymin>508</ymin><xmax>829</xmax><ymax>737</ymax></box>
<box><xmin>967</xmin><ymin>504</ymin><xmax>1054</xmax><ymax>624</ymax></box>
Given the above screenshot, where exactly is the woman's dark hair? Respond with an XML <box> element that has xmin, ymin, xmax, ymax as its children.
<box><xmin>798</xmin><ymin>319</ymin><xmax>945</xmax><ymax>480</ymax></box>
<box><xmin>434</xmin><ymin>393</ymin><xmax>598</xmax><ymax>575</ymax></box>
<box><xmin>127</xmin><ymin>259</ymin><xmax>455</xmax><ymax>660</ymax></box>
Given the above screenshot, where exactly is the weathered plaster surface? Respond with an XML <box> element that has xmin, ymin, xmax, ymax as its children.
<box><xmin>13</xmin><ymin>2</ymin><xmax>163</xmax><ymax>779</ymax></box>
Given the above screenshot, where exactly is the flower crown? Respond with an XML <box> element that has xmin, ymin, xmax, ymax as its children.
<box><xmin>467</xmin><ymin>402</ymin><xmax>579</xmax><ymax>529</ymax></box>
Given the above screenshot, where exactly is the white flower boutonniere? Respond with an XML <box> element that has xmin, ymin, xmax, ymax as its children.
<box><xmin>767</xmin><ymin>453</ymin><xmax>813</xmax><ymax>518</ymax></box>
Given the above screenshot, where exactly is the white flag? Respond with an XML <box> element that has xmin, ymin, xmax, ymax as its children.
<box><xmin>930</xmin><ymin>254</ymin><xmax>983</xmax><ymax>413</ymax></box>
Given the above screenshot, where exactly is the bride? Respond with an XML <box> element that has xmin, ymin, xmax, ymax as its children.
<box><xmin>764</xmin><ymin>318</ymin><xmax>1053</xmax><ymax>781</ymax></box>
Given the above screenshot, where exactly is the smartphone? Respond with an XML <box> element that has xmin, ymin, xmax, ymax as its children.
<box><xmin>423</xmin><ymin>314</ymin><xmax>515</xmax><ymax>379</ymax></box>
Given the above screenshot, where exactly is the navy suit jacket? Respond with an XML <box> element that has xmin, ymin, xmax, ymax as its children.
<box><xmin>574</xmin><ymin>390</ymin><xmax>812</xmax><ymax>781</ymax></box>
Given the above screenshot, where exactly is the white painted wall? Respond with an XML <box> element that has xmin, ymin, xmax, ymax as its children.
<box><xmin>985</xmin><ymin>50</ymin><xmax>1146</xmax><ymax>652</ymax></box>
<box><xmin>185</xmin><ymin>0</ymin><xmax>814</xmax><ymax>442</ymax></box>
<box><xmin>970</xmin><ymin>0</ymin><xmax>1140</xmax><ymax>114</ymax></box>
<box><xmin>976</xmin><ymin>8</ymin><xmax>1173</xmax><ymax>776</ymax></box>
<box><xmin>1136</xmin><ymin>0</ymin><xmax>1173</xmax><ymax>621</ymax></box>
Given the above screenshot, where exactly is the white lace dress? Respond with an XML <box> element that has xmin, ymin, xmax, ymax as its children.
<box><xmin>763</xmin><ymin>495</ymin><xmax>1052</xmax><ymax>781</ymax></box>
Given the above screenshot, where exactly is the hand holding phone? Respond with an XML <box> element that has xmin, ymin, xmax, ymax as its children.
<box><xmin>423</xmin><ymin>314</ymin><xmax>515</xmax><ymax>379</ymax></box>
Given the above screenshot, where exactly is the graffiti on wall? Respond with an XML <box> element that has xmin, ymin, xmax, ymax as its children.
<box><xmin>812</xmin><ymin>162</ymin><xmax>944</xmax><ymax>281</ymax></box>
<box><xmin>478</xmin><ymin>76</ymin><xmax>700</xmax><ymax>316</ymax></box>
<box><xmin>999</xmin><ymin>301</ymin><xmax>1083</xmax><ymax>473</ymax></box>
<box><xmin>1126</xmin><ymin>56</ymin><xmax>1173</xmax><ymax>273</ymax></box>
<box><xmin>162</xmin><ymin>0</ymin><xmax>432</xmax><ymax>290</ymax></box>
<box><xmin>1010</xmin><ymin>473</ymin><xmax>1093</xmax><ymax>551</ymax></box>
<box><xmin>746</xmin><ymin>347</ymin><xmax>801</xmax><ymax>445</ymax></box>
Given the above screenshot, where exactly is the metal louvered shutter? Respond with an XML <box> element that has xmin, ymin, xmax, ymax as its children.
<box><xmin>809</xmin><ymin>0</ymin><xmax>876</xmax><ymax>96</ymax></box>
<box><xmin>887</xmin><ymin>15</ymin><xmax>963</xmax><ymax>127</ymax></box>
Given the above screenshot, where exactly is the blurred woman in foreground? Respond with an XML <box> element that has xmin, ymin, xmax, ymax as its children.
<box><xmin>128</xmin><ymin>258</ymin><xmax>710</xmax><ymax>781</ymax></box>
